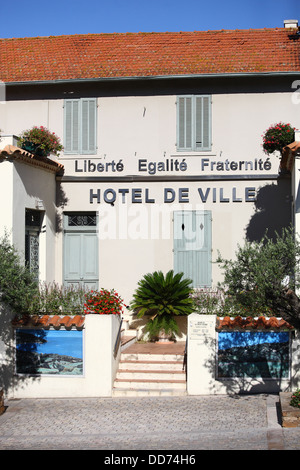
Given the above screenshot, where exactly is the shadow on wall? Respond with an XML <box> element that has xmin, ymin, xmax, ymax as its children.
<box><xmin>203</xmin><ymin>331</ymin><xmax>295</xmax><ymax>395</ymax></box>
<box><xmin>245</xmin><ymin>178</ymin><xmax>292</xmax><ymax>242</ymax></box>
<box><xmin>0</xmin><ymin>305</ymin><xmax>41</xmax><ymax>395</ymax></box>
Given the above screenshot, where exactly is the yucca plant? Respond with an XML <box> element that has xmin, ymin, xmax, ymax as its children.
<box><xmin>130</xmin><ymin>270</ymin><xmax>194</xmax><ymax>340</ymax></box>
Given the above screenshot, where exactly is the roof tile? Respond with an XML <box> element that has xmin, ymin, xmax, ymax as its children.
<box><xmin>0</xmin><ymin>27</ymin><xmax>299</xmax><ymax>83</ymax></box>
<box><xmin>216</xmin><ymin>316</ymin><xmax>294</xmax><ymax>330</ymax></box>
<box><xmin>12</xmin><ymin>315</ymin><xmax>85</xmax><ymax>329</ymax></box>
<box><xmin>0</xmin><ymin>145</ymin><xmax>64</xmax><ymax>173</ymax></box>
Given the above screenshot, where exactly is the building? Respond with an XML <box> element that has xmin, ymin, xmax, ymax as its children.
<box><xmin>0</xmin><ymin>19</ymin><xmax>299</xmax><ymax>313</ymax></box>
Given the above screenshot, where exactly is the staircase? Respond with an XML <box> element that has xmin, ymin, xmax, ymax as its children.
<box><xmin>113</xmin><ymin>340</ymin><xmax>187</xmax><ymax>397</ymax></box>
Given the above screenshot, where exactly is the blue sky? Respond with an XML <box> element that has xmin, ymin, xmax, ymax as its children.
<box><xmin>0</xmin><ymin>0</ymin><xmax>298</xmax><ymax>38</ymax></box>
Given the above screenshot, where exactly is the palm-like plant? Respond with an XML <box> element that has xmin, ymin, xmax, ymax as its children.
<box><xmin>130</xmin><ymin>270</ymin><xmax>194</xmax><ymax>340</ymax></box>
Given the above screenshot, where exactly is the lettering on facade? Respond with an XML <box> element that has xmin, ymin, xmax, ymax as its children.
<box><xmin>89</xmin><ymin>187</ymin><xmax>257</xmax><ymax>204</ymax></box>
<box><xmin>200</xmin><ymin>157</ymin><xmax>271</xmax><ymax>173</ymax></box>
<box><xmin>75</xmin><ymin>159</ymin><xmax>124</xmax><ymax>173</ymax></box>
<box><xmin>75</xmin><ymin>157</ymin><xmax>272</xmax><ymax>174</ymax></box>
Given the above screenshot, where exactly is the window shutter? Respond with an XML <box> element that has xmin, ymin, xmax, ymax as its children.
<box><xmin>178</xmin><ymin>96</ymin><xmax>192</xmax><ymax>150</ymax></box>
<box><xmin>64</xmin><ymin>98</ymin><xmax>97</xmax><ymax>154</ymax></box>
<box><xmin>65</xmin><ymin>99</ymin><xmax>80</xmax><ymax>154</ymax></box>
<box><xmin>177</xmin><ymin>95</ymin><xmax>211</xmax><ymax>151</ymax></box>
<box><xmin>195</xmin><ymin>95</ymin><xmax>210</xmax><ymax>150</ymax></box>
<box><xmin>174</xmin><ymin>211</ymin><xmax>212</xmax><ymax>287</ymax></box>
<box><xmin>81</xmin><ymin>99</ymin><xmax>97</xmax><ymax>154</ymax></box>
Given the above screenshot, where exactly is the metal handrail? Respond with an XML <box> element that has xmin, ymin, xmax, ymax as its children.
<box><xmin>183</xmin><ymin>337</ymin><xmax>187</xmax><ymax>372</ymax></box>
<box><xmin>113</xmin><ymin>317</ymin><xmax>123</xmax><ymax>358</ymax></box>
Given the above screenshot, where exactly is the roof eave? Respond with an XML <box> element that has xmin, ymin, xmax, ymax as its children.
<box><xmin>4</xmin><ymin>71</ymin><xmax>300</xmax><ymax>86</ymax></box>
<box><xmin>0</xmin><ymin>145</ymin><xmax>64</xmax><ymax>173</ymax></box>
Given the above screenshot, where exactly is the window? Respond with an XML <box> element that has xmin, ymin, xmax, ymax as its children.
<box><xmin>177</xmin><ymin>95</ymin><xmax>211</xmax><ymax>151</ymax></box>
<box><xmin>25</xmin><ymin>209</ymin><xmax>43</xmax><ymax>281</ymax></box>
<box><xmin>173</xmin><ymin>211</ymin><xmax>212</xmax><ymax>287</ymax></box>
<box><xmin>64</xmin><ymin>98</ymin><xmax>97</xmax><ymax>154</ymax></box>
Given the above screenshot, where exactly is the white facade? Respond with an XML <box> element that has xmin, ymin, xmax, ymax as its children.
<box><xmin>0</xmin><ymin>86</ymin><xmax>297</xmax><ymax>306</ymax></box>
<box><xmin>0</xmin><ymin>26</ymin><xmax>300</xmax><ymax>398</ymax></box>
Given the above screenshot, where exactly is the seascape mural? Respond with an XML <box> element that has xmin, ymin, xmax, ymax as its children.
<box><xmin>16</xmin><ymin>328</ymin><xmax>83</xmax><ymax>375</ymax></box>
<box><xmin>217</xmin><ymin>331</ymin><xmax>290</xmax><ymax>379</ymax></box>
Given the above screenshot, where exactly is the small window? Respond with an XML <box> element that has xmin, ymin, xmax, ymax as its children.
<box><xmin>64</xmin><ymin>98</ymin><xmax>97</xmax><ymax>154</ymax></box>
<box><xmin>67</xmin><ymin>214</ymin><xmax>97</xmax><ymax>227</ymax></box>
<box><xmin>177</xmin><ymin>95</ymin><xmax>211</xmax><ymax>151</ymax></box>
<box><xmin>25</xmin><ymin>209</ymin><xmax>43</xmax><ymax>281</ymax></box>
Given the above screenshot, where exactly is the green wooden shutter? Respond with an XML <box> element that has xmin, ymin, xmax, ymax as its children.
<box><xmin>195</xmin><ymin>95</ymin><xmax>211</xmax><ymax>151</ymax></box>
<box><xmin>81</xmin><ymin>99</ymin><xmax>97</xmax><ymax>154</ymax></box>
<box><xmin>65</xmin><ymin>98</ymin><xmax>97</xmax><ymax>154</ymax></box>
<box><xmin>177</xmin><ymin>95</ymin><xmax>211</xmax><ymax>151</ymax></box>
<box><xmin>64</xmin><ymin>232</ymin><xmax>98</xmax><ymax>289</ymax></box>
<box><xmin>178</xmin><ymin>96</ymin><xmax>192</xmax><ymax>150</ymax></box>
<box><xmin>174</xmin><ymin>211</ymin><xmax>212</xmax><ymax>287</ymax></box>
<box><xmin>65</xmin><ymin>99</ymin><xmax>80</xmax><ymax>154</ymax></box>
<box><xmin>64</xmin><ymin>232</ymin><xmax>82</xmax><ymax>283</ymax></box>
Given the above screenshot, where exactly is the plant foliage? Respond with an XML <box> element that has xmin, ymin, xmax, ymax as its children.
<box><xmin>144</xmin><ymin>315</ymin><xmax>179</xmax><ymax>339</ymax></box>
<box><xmin>18</xmin><ymin>125</ymin><xmax>63</xmax><ymax>156</ymax></box>
<box><xmin>0</xmin><ymin>233</ymin><xmax>39</xmax><ymax>315</ymax></box>
<box><xmin>262</xmin><ymin>122</ymin><xmax>295</xmax><ymax>155</ymax></box>
<box><xmin>190</xmin><ymin>287</ymin><xmax>225</xmax><ymax>315</ymax></box>
<box><xmin>216</xmin><ymin>226</ymin><xmax>300</xmax><ymax>328</ymax></box>
<box><xmin>84</xmin><ymin>288</ymin><xmax>125</xmax><ymax>315</ymax></box>
<box><xmin>130</xmin><ymin>270</ymin><xmax>194</xmax><ymax>318</ymax></box>
<box><xmin>130</xmin><ymin>270</ymin><xmax>193</xmax><ymax>339</ymax></box>
<box><xmin>290</xmin><ymin>389</ymin><xmax>300</xmax><ymax>409</ymax></box>
<box><xmin>36</xmin><ymin>282</ymin><xmax>87</xmax><ymax>315</ymax></box>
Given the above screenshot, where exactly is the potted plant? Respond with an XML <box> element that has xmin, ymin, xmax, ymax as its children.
<box><xmin>84</xmin><ymin>288</ymin><xmax>125</xmax><ymax>315</ymax></box>
<box><xmin>18</xmin><ymin>126</ymin><xmax>63</xmax><ymax>157</ymax></box>
<box><xmin>130</xmin><ymin>270</ymin><xmax>194</xmax><ymax>342</ymax></box>
<box><xmin>262</xmin><ymin>122</ymin><xmax>295</xmax><ymax>156</ymax></box>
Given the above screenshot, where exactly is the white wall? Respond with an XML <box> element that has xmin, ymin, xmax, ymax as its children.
<box><xmin>0</xmin><ymin>159</ymin><xmax>13</xmax><ymax>241</ymax></box>
<box><xmin>6</xmin><ymin>314</ymin><xmax>121</xmax><ymax>399</ymax></box>
<box><xmin>0</xmin><ymin>90</ymin><xmax>298</xmax><ymax>304</ymax></box>
<box><xmin>187</xmin><ymin>314</ymin><xmax>299</xmax><ymax>395</ymax></box>
<box><xmin>11</xmin><ymin>161</ymin><xmax>57</xmax><ymax>282</ymax></box>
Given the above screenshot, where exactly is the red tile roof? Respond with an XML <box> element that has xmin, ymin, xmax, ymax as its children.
<box><xmin>0</xmin><ymin>145</ymin><xmax>64</xmax><ymax>173</ymax></box>
<box><xmin>0</xmin><ymin>27</ymin><xmax>299</xmax><ymax>83</ymax></box>
<box><xmin>216</xmin><ymin>316</ymin><xmax>294</xmax><ymax>330</ymax></box>
<box><xmin>12</xmin><ymin>315</ymin><xmax>85</xmax><ymax>328</ymax></box>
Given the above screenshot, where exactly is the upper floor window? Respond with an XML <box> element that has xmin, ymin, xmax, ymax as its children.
<box><xmin>177</xmin><ymin>95</ymin><xmax>211</xmax><ymax>151</ymax></box>
<box><xmin>64</xmin><ymin>98</ymin><xmax>97</xmax><ymax>154</ymax></box>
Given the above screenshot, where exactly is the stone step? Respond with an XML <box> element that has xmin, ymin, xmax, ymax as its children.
<box><xmin>114</xmin><ymin>378</ymin><xmax>187</xmax><ymax>390</ymax></box>
<box><xmin>121</xmin><ymin>352</ymin><xmax>184</xmax><ymax>362</ymax></box>
<box><xmin>116</xmin><ymin>369</ymin><xmax>186</xmax><ymax>381</ymax></box>
<box><xmin>118</xmin><ymin>360</ymin><xmax>184</xmax><ymax>371</ymax></box>
<box><xmin>112</xmin><ymin>388</ymin><xmax>187</xmax><ymax>397</ymax></box>
<box><xmin>113</xmin><ymin>341</ymin><xmax>187</xmax><ymax>397</ymax></box>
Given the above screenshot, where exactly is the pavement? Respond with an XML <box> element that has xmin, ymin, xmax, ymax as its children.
<box><xmin>0</xmin><ymin>393</ymin><xmax>299</xmax><ymax>452</ymax></box>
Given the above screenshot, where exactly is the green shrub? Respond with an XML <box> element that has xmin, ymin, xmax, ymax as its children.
<box><xmin>130</xmin><ymin>270</ymin><xmax>193</xmax><ymax>340</ymax></box>
<box><xmin>37</xmin><ymin>282</ymin><xmax>87</xmax><ymax>315</ymax></box>
<box><xmin>0</xmin><ymin>233</ymin><xmax>39</xmax><ymax>315</ymax></box>
<box><xmin>216</xmin><ymin>226</ymin><xmax>300</xmax><ymax>319</ymax></box>
<box><xmin>190</xmin><ymin>287</ymin><xmax>224</xmax><ymax>315</ymax></box>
